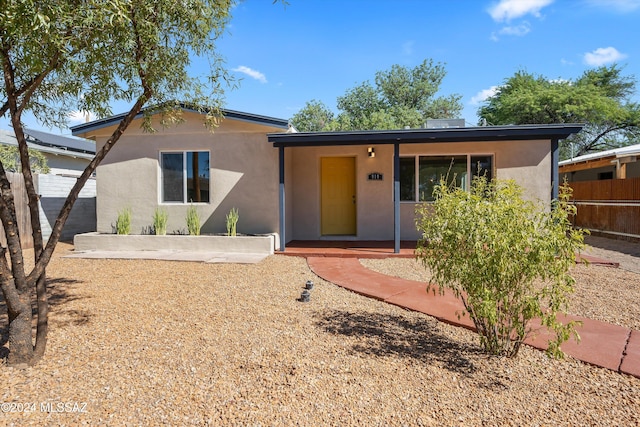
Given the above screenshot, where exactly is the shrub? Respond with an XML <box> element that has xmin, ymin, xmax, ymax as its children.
<box><xmin>153</xmin><ymin>207</ymin><xmax>168</xmax><ymax>235</ymax></box>
<box><xmin>226</xmin><ymin>207</ymin><xmax>239</xmax><ymax>236</ymax></box>
<box><xmin>186</xmin><ymin>204</ymin><xmax>201</xmax><ymax>236</ymax></box>
<box><xmin>415</xmin><ymin>177</ymin><xmax>586</xmax><ymax>358</ymax></box>
<box><xmin>115</xmin><ymin>207</ymin><xmax>132</xmax><ymax>235</ymax></box>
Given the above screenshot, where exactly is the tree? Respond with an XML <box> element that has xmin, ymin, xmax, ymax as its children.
<box><xmin>415</xmin><ymin>177</ymin><xmax>585</xmax><ymax>358</ymax></box>
<box><xmin>0</xmin><ymin>145</ymin><xmax>49</xmax><ymax>173</ymax></box>
<box><xmin>478</xmin><ymin>65</ymin><xmax>640</xmax><ymax>158</ymax></box>
<box><xmin>0</xmin><ymin>0</ymin><xmax>236</xmax><ymax>366</ymax></box>
<box><xmin>290</xmin><ymin>99</ymin><xmax>334</xmax><ymax>132</ymax></box>
<box><xmin>291</xmin><ymin>59</ymin><xmax>463</xmax><ymax>131</ymax></box>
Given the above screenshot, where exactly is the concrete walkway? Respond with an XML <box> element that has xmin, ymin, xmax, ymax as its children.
<box><xmin>307</xmin><ymin>256</ymin><xmax>640</xmax><ymax>379</ymax></box>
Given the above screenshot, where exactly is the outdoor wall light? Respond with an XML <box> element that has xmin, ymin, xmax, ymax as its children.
<box><xmin>368</xmin><ymin>147</ymin><xmax>375</xmax><ymax>158</ymax></box>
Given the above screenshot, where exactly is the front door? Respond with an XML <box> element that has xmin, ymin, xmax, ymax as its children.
<box><xmin>321</xmin><ymin>157</ymin><xmax>356</xmax><ymax>235</ymax></box>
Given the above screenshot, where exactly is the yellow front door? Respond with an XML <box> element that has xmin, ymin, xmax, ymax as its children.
<box><xmin>321</xmin><ymin>157</ymin><xmax>356</xmax><ymax>235</ymax></box>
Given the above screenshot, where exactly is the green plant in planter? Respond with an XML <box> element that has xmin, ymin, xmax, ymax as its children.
<box><xmin>226</xmin><ymin>207</ymin><xmax>239</xmax><ymax>236</ymax></box>
<box><xmin>186</xmin><ymin>204</ymin><xmax>201</xmax><ymax>236</ymax></box>
<box><xmin>115</xmin><ymin>207</ymin><xmax>132</xmax><ymax>235</ymax></box>
<box><xmin>415</xmin><ymin>176</ymin><xmax>586</xmax><ymax>358</ymax></box>
<box><xmin>153</xmin><ymin>207</ymin><xmax>169</xmax><ymax>235</ymax></box>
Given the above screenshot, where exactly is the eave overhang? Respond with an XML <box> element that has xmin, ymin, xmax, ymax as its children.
<box><xmin>268</xmin><ymin>124</ymin><xmax>584</xmax><ymax>148</ymax></box>
<box><xmin>71</xmin><ymin>105</ymin><xmax>289</xmax><ymax>136</ymax></box>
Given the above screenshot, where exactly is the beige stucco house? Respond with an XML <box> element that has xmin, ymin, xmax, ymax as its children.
<box><xmin>71</xmin><ymin>107</ymin><xmax>582</xmax><ymax>253</ymax></box>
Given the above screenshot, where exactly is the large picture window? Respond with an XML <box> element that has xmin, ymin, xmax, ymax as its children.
<box><xmin>400</xmin><ymin>154</ymin><xmax>493</xmax><ymax>202</ymax></box>
<box><xmin>161</xmin><ymin>151</ymin><xmax>210</xmax><ymax>203</ymax></box>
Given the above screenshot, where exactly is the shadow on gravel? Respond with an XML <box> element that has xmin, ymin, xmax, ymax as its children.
<box><xmin>316</xmin><ymin>310</ymin><xmax>480</xmax><ymax>375</ymax></box>
<box><xmin>585</xmin><ymin>235</ymin><xmax>640</xmax><ymax>258</ymax></box>
<box><xmin>1</xmin><ymin>276</ymin><xmax>89</xmax><ymax>360</ymax></box>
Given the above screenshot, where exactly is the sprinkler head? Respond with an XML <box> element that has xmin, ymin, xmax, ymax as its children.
<box><xmin>299</xmin><ymin>290</ymin><xmax>310</xmax><ymax>302</ymax></box>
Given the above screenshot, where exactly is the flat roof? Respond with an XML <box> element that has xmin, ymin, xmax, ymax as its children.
<box><xmin>268</xmin><ymin>123</ymin><xmax>584</xmax><ymax>147</ymax></box>
<box><xmin>70</xmin><ymin>105</ymin><xmax>290</xmax><ymax>135</ymax></box>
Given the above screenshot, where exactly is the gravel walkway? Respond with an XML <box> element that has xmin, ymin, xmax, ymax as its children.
<box><xmin>1</xmin><ymin>243</ymin><xmax>639</xmax><ymax>425</ymax></box>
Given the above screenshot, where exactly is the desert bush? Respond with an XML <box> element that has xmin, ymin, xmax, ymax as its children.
<box><xmin>186</xmin><ymin>204</ymin><xmax>201</xmax><ymax>236</ymax></box>
<box><xmin>415</xmin><ymin>177</ymin><xmax>585</xmax><ymax>358</ymax></box>
<box><xmin>115</xmin><ymin>207</ymin><xmax>132</xmax><ymax>235</ymax></box>
<box><xmin>153</xmin><ymin>207</ymin><xmax>168</xmax><ymax>235</ymax></box>
<box><xmin>226</xmin><ymin>207</ymin><xmax>239</xmax><ymax>236</ymax></box>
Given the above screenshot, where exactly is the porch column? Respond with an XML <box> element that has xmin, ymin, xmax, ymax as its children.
<box><xmin>551</xmin><ymin>138</ymin><xmax>559</xmax><ymax>201</ymax></box>
<box><xmin>279</xmin><ymin>146</ymin><xmax>286</xmax><ymax>251</ymax></box>
<box><xmin>393</xmin><ymin>142</ymin><xmax>400</xmax><ymax>253</ymax></box>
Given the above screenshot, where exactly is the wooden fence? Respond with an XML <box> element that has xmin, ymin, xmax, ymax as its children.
<box><xmin>0</xmin><ymin>172</ymin><xmax>96</xmax><ymax>250</ymax></box>
<box><xmin>0</xmin><ymin>172</ymin><xmax>34</xmax><ymax>249</ymax></box>
<box><xmin>569</xmin><ymin>177</ymin><xmax>640</xmax><ymax>239</ymax></box>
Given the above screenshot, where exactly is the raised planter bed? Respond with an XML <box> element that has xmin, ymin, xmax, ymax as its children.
<box><xmin>73</xmin><ymin>232</ymin><xmax>277</xmax><ymax>255</ymax></box>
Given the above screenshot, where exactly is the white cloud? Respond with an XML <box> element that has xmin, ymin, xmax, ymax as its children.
<box><xmin>488</xmin><ymin>0</ymin><xmax>554</xmax><ymax>21</ymax></box>
<box><xmin>470</xmin><ymin>86</ymin><xmax>499</xmax><ymax>105</ymax></box>
<box><xmin>498</xmin><ymin>22</ymin><xmax>531</xmax><ymax>36</ymax></box>
<box><xmin>583</xmin><ymin>47</ymin><xmax>628</xmax><ymax>66</ymax></box>
<box><xmin>560</xmin><ymin>58</ymin><xmax>574</xmax><ymax>66</ymax></box>
<box><xmin>232</xmin><ymin>65</ymin><xmax>267</xmax><ymax>83</ymax></box>
<box><xmin>68</xmin><ymin>110</ymin><xmax>97</xmax><ymax>123</ymax></box>
<box><xmin>585</xmin><ymin>0</ymin><xmax>640</xmax><ymax>12</ymax></box>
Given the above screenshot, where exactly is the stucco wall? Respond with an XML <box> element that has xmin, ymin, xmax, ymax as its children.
<box><xmin>88</xmin><ymin>112</ymin><xmax>282</xmax><ymax>236</ymax></box>
<box><xmin>289</xmin><ymin>139</ymin><xmax>552</xmax><ymax>241</ymax></box>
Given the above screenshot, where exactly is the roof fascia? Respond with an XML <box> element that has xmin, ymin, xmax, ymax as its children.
<box><xmin>71</xmin><ymin>105</ymin><xmax>289</xmax><ymax>136</ymax></box>
<box><xmin>267</xmin><ymin>124</ymin><xmax>584</xmax><ymax>148</ymax></box>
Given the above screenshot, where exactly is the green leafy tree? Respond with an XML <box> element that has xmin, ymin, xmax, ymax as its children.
<box><xmin>415</xmin><ymin>177</ymin><xmax>585</xmax><ymax>358</ymax></box>
<box><xmin>290</xmin><ymin>99</ymin><xmax>334</xmax><ymax>132</ymax></box>
<box><xmin>0</xmin><ymin>145</ymin><xmax>49</xmax><ymax>173</ymax></box>
<box><xmin>0</xmin><ymin>0</ymin><xmax>239</xmax><ymax>366</ymax></box>
<box><xmin>292</xmin><ymin>59</ymin><xmax>462</xmax><ymax>131</ymax></box>
<box><xmin>478</xmin><ymin>65</ymin><xmax>640</xmax><ymax>158</ymax></box>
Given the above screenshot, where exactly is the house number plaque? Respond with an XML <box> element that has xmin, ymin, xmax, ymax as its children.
<box><xmin>367</xmin><ymin>172</ymin><xmax>383</xmax><ymax>181</ymax></box>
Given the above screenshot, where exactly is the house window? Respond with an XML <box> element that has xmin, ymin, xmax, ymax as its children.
<box><xmin>400</xmin><ymin>154</ymin><xmax>493</xmax><ymax>202</ymax></box>
<box><xmin>161</xmin><ymin>151</ymin><xmax>210</xmax><ymax>203</ymax></box>
<box><xmin>399</xmin><ymin>157</ymin><xmax>416</xmax><ymax>201</ymax></box>
<box><xmin>418</xmin><ymin>155</ymin><xmax>467</xmax><ymax>201</ymax></box>
<box><xmin>598</xmin><ymin>171</ymin><xmax>613</xmax><ymax>180</ymax></box>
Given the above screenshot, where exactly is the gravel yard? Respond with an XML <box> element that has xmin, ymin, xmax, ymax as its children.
<box><xmin>1</xmin><ymin>242</ymin><xmax>639</xmax><ymax>426</ymax></box>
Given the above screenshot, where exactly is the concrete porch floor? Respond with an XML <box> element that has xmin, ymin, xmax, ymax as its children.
<box><xmin>277</xmin><ymin>240</ymin><xmax>418</xmax><ymax>258</ymax></box>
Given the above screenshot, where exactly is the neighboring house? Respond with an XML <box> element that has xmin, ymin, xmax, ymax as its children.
<box><xmin>559</xmin><ymin>144</ymin><xmax>640</xmax><ymax>241</ymax></box>
<box><xmin>71</xmin><ymin>106</ymin><xmax>583</xmax><ymax>252</ymax></box>
<box><xmin>559</xmin><ymin>143</ymin><xmax>640</xmax><ymax>182</ymax></box>
<box><xmin>0</xmin><ymin>127</ymin><xmax>96</xmax><ymax>176</ymax></box>
<box><xmin>0</xmin><ymin>127</ymin><xmax>97</xmax><ymax>244</ymax></box>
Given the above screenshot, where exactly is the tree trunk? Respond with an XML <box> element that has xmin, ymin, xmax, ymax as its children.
<box><xmin>33</xmin><ymin>272</ymin><xmax>48</xmax><ymax>360</ymax></box>
<box><xmin>3</xmin><ymin>281</ymin><xmax>34</xmax><ymax>365</ymax></box>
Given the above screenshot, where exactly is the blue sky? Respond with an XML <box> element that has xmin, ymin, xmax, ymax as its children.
<box><xmin>4</xmin><ymin>0</ymin><xmax>640</xmax><ymax>134</ymax></box>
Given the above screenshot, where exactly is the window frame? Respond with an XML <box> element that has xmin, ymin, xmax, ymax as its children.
<box><xmin>159</xmin><ymin>150</ymin><xmax>211</xmax><ymax>204</ymax></box>
<box><xmin>399</xmin><ymin>153</ymin><xmax>494</xmax><ymax>203</ymax></box>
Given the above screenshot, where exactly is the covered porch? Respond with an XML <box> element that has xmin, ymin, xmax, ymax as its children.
<box><xmin>268</xmin><ymin>124</ymin><xmax>583</xmax><ymax>253</ymax></box>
